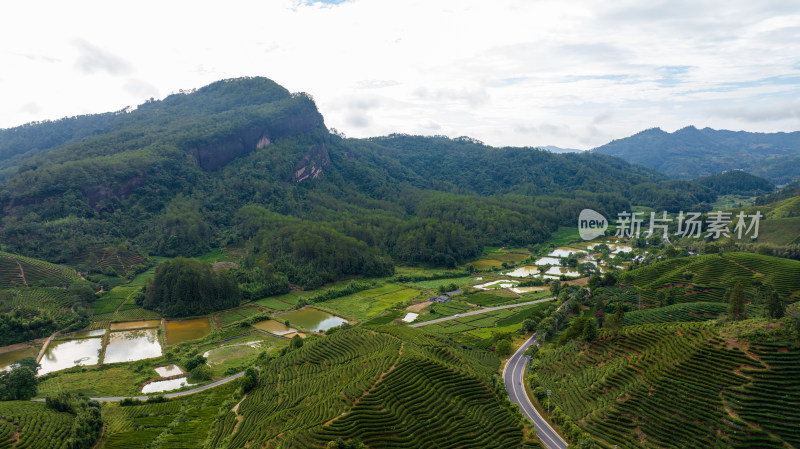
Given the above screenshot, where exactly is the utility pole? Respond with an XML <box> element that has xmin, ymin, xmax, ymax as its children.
<box><xmin>546</xmin><ymin>389</ymin><xmax>552</xmax><ymax>413</ymax></box>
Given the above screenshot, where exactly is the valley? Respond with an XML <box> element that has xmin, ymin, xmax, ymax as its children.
<box><xmin>0</xmin><ymin>77</ymin><xmax>798</xmax><ymax>449</ymax></box>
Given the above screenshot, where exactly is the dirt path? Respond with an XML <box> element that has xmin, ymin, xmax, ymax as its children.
<box><xmin>35</xmin><ymin>332</ymin><xmax>57</xmax><ymax>363</ymax></box>
<box><xmin>15</xmin><ymin>260</ymin><xmax>28</xmax><ymax>287</ymax></box>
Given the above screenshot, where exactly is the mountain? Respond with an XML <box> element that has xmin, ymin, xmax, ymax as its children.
<box><xmin>539</xmin><ymin>145</ymin><xmax>583</xmax><ymax>154</ymax></box>
<box><xmin>592</xmin><ymin>126</ymin><xmax>800</xmax><ymax>184</ymax></box>
<box><xmin>0</xmin><ymin>77</ymin><xmax>719</xmax><ymax>271</ymax></box>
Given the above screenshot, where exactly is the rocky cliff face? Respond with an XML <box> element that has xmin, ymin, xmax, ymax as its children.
<box><xmin>188</xmin><ymin>106</ymin><xmax>324</xmax><ymax>171</ymax></box>
<box><xmin>289</xmin><ymin>144</ymin><xmax>331</xmax><ymax>183</ymax></box>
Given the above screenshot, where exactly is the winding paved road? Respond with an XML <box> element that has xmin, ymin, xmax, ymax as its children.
<box><xmin>503</xmin><ymin>332</ymin><xmax>568</xmax><ymax>449</ymax></box>
<box><xmin>409</xmin><ymin>297</ymin><xmax>555</xmax><ymax>327</ymax></box>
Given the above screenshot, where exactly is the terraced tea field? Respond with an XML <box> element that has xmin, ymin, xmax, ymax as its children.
<box><xmin>0</xmin><ymin>401</ymin><xmax>76</xmax><ymax>449</ymax></box>
<box><xmin>205</xmin><ymin>326</ymin><xmax>527</xmax><ymax>448</ymax></box>
<box><xmin>101</xmin><ymin>383</ymin><xmax>239</xmax><ymax>449</ymax></box>
<box><xmin>619</xmin><ymin>252</ymin><xmax>800</xmax><ymax>299</ymax></box>
<box><xmin>532</xmin><ymin>321</ymin><xmax>800</xmax><ymax>448</ymax></box>
<box><xmin>623</xmin><ymin>302</ymin><xmax>728</xmax><ymax>325</ymax></box>
<box><xmin>0</xmin><ymin>251</ymin><xmax>80</xmax><ymax>288</ymax></box>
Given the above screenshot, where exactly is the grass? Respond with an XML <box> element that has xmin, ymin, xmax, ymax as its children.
<box><xmin>544</xmin><ymin>226</ymin><xmax>581</xmax><ymax>247</ymax></box>
<box><xmin>322</xmin><ymin>283</ymin><xmax>421</xmax><ymax>320</ymax></box>
<box><xmin>408</xmin><ymin>276</ymin><xmax>476</xmax><ymax>289</ymax></box>
<box><xmin>254</xmin><ymin>296</ymin><xmax>295</xmax><ymax>311</ymax></box>
<box><xmin>37</xmin><ymin>366</ymin><xmax>150</xmax><ymax>398</ymax></box>
<box><xmin>204</xmin><ymin>334</ymin><xmax>287</xmax><ymax>378</ymax></box>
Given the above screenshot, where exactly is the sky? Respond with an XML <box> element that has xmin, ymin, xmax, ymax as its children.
<box><xmin>1</xmin><ymin>0</ymin><xmax>799</xmax><ymax>149</ymax></box>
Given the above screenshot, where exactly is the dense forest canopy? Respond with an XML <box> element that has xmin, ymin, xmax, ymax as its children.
<box><xmin>142</xmin><ymin>258</ymin><xmax>239</xmax><ymax>317</ymax></box>
<box><xmin>0</xmin><ymin>76</ymin><xmax>758</xmax><ymax>283</ymax></box>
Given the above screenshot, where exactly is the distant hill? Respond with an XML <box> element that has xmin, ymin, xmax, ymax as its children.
<box><xmin>592</xmin><ymin>126</ymin><xmax>800</xmax><ymax>184</ymax></box>
<box><xmin>539</xmin><ymin>145</ymin><xmax>583</xmax><ymax>154</ymax></box>
<box><xmin>695</xmin><ymin>170</ymin><xmax>774</xmax><ymax>196</ymax></box>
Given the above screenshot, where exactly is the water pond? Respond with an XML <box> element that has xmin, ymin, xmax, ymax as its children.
<box><xmin>39</xmin><ymin>338</ymin><xmax>103</xmax><ymax>375</ymax></box>
<box><xmin>110</xmin><ymin>320</ymin><xmax>161</xmax><ymax>331</ymax></box>
<box><xmin>278</xmin><ymin>308</ymin><xmax>347</xmax><ymax>332</ymax></box>
<box><xmin>547</xmin><ymin>247</ymin><xmax>581</xmax><ymax>258</ymax></box>
<box><xmin>0</xmin><ymin>346</ymin><xmax>39</xmax><ymax>372</ymax></box>
<box><xmin>142</xmin><ymin>376</ymin><xmax>196</xmax><ymax>394</ymax></box>
<box><xmin>165</xmin><ymin>318</ymin><xmax>211</xmax><ymax>346</ymax></box>
<box><xmin>504</xmin><ymin>266</ymin><xmax>539</xmax><ymax>277</ymax></box>
<box><xmin>253</xmin><ymin>320</ymin><xmax>295</xmax><ymax>336</ymax></box>
<box><xmin>154</xmin><ymin>364</ymin><xmax>184</xmax><ymax>377</ymax></box>
<box><xmin>534</xmin><ymin>257</ymin><xmax>561</xmax><ymax>266</ymax></box>
<box><xmin>68</xmin><ymin>329</ymin><xmax>107</xmax><ymax>338</ymax></box>
<box><xmin>475</xmin><ymin>280</ymin><xmax>518</xmax><ymax>290</ymax></box>
<box><xmin>104</xmin><ymin>329</ymin><xmax>162</xmax><ymax>364</ymax></box>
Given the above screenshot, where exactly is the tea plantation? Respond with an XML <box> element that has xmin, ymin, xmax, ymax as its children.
<box><xmin>531</xmin><ymin>321</ymin><xmax>800</xmax><ymax>448</ymax></box>
<box><xmin>209</xmin><ymin>326</ymin><xmax>527</xmax><ymax>448</ymax></box>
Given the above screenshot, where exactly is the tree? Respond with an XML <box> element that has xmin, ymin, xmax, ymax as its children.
<box><xmin>550</xmin><ymin>280</ymin><xmax>561</xmax><ymax>296</ymax></box>
<box><xmin>13</xmin><ymin>356</ymin><xmax>40</xmax><ymax>375</ymax></box>
<box><xmin>241</xmin><ymin>367</ymin><xmax>258</xmax><ymax>392</ymax></box>
<box><xmin>582</xmin><ymin>319</ymin><xmax>598</xmax><ymax>343</ymax></box>
<box><xmin>521</xmin><ymin>318</ymin><xmax>537</xmax><ymax>333</ymax></box>
<box><xmin>667</xmin><ymin>288</ymin><xmax>677</xmax><ymax>305</ymax></box>
<box><xmin>144</xmin><ymin>258</ymin><xmax>240</xmax><ymax>317</ymax></box>
<box><xmin>189</xmin><ymin>364</ymin><xmax>212</xmax><ymax>382</ymax></box>
<box><xmin>656</xmin><ymin>290</ymin><xmax>667</xmax><ymax>307</ymax></box>
<box><xmin>495</xmin><ymin>340</ymin><xmax>513</xmax><ymax>358</ymax></box>
<box><xmin>765</xmin><ymin>287</ymin><xmax>785</xmax><ymax>319</ymax></box>
<box><xmin>184</xmin><ymin>354</ymin><xmax>207</xmax><ymax>372</ymax></box>
<box><xmin>594</xmin><ymin>306</ymin><xmax>605</xmax><ymax>328</ymax></box>
<box><xmin>727</xmin><ymin>283</ymin><xmax>746</xmax><ymax>321</ymax></box>
<box><xmin>0</xmin><ymin>366</ymin><xmax>38</xmax><ymax>400</ymax></box>
<box><xmin>290</xmin><ymin>334</ymin><xmax>304</xmax><ymax>349</ymax></box>
<box><xmin>465</xmin><ymin>263</ymin><xmax>475</xmax><ymax>273</ymax></box>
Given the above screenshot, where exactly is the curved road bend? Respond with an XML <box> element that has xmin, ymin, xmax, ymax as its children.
<box><xmin>503</xmin><ymin>332</ymin><xmax>568</xmax><ymax>449</ymax></box>
<box><xmin>409</xmin><ymin>297</ymin><xmax>556</xmax><ymax>328</ymax></box>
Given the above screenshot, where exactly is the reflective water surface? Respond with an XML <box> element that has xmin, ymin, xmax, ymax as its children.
<box><xmin>278</xmin><ymin>308</ymin><xmax>347</xmax><ymax>332</ymax></box>
<box><xmin>104</xmin><ymin>329</ymin><xmax>162</xmax><ymax>364</ymax></box>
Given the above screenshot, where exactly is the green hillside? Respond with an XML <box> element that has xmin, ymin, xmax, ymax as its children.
<box><xmin>0</xmin><ymin>251</ymin><xmax>80</xmax><ymax>288</ymax></box>
<box><xmin>531</xmin><ymin>321</ymin><xmax>800</xmax><ymax>448</ymax></box>
<box><xmin>0</xmin><ymin>401</ymin><xmax>84</xmax><ymax>448</ymax></box>
<box><xmin>209</xmin><ymin>326</ymin><xmax>526</xmax><ymax>448</ymax></box>
<box><xmin>0</xmin><ymin>77</ymin><xmax>726</xmax><ymax>278</ymax></box>
<box><xmin>618</xmin><ymin>252</ymin><xmax>800</xmax><ymax>301</ymax></box>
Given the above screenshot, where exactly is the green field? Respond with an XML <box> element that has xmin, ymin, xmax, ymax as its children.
<box><xmin>37</xmin><ymin>366</ymin><xmax>150</xmax><ymax>398</ymax></box>
<box><xmin>424</xmin><ymin>303</ymin><xmax>549</xmax><ymax>345</ymax></box>
<box><xmin>532</xmin><ymin>321</ymin><xmax>800</xmax><ymax>448</ymax></box>
<box><xmin>322</xmin><ymin>283</ymin><xmax>421</xmax><ymax>320</ymax></box>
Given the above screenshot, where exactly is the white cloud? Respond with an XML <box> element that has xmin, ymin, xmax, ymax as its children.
<box><xmin>0</xmin><ymin>0</ymin><xmax>798</xmax><ymax>149</ymax></box>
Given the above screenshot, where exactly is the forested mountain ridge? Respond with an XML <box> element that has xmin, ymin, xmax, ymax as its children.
<box><xmin>592</xmin><ymin>125</ymin><xmax>800</xmax><ymax>183</ymax></box>
<box><xmin>0</xmin><ymin>77</ymin><xmax>724</xmax><ymax>274</ymax></box>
